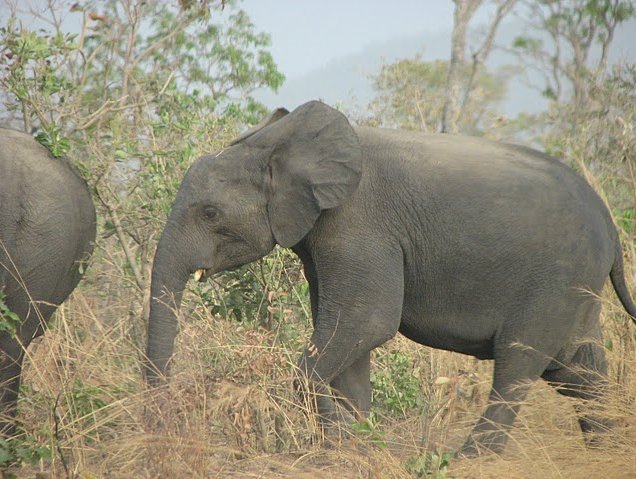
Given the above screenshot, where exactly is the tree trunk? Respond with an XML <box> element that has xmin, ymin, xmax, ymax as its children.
<box><xmin>441</xmin><ymin>0</ymin><xmax>482</xmax><ymax>134</ymax></box>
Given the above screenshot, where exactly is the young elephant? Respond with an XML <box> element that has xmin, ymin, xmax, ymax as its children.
<box><xmin>145</xmin><ymin>101</ymin><xmax>636</xmax><ymax>455</ymax></box>
<box><xmin>0</xmin><ymin>128</ymin><xmax>96</xmax><ymax>436</ymax></box>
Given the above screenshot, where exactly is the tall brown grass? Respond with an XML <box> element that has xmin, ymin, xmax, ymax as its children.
<box><xmin>11</xmin><ymin>154</ymin><xmax>636</xmax><ymax>478</ymax></box>
<box><xmin>13</xmin><ymin>229</ymin><xmax>634</xmax><ymax>479</ymax></box>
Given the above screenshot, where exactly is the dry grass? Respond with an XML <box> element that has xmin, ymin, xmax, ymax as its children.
<box><xmin>6</xmin><ymin>231</ymin><xmax>635</xmax><ymax>478</ymax></box>
<box><xmin>9</xmin><ymin>269</ymin><xmax>634</xmax><ymax>478</ymax></box>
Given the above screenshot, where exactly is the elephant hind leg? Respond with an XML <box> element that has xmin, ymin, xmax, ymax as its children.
<box><xmin>458</xmin><ymin>347</ymin><xmax>552</xmax><ymax>457</ymax></box>
<box><xmin>541</xmin><ymin>335</ymin><xmax>611</xmax><ymax>442</ymax></box>
<box><xmin>0</xmin><ymin>284</ymin><xmax>57</xmax><ymax>437</ymax></box>
<box><xmin>0</xmin><ymin>345</ymin><xmax>25</xmax><ymax>437</ymax></box>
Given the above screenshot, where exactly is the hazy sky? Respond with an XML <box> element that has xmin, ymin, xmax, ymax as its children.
<box><xmin>241</xmin><ymin>1</ymin><xmax>530</xmax><ymax>112</ymax></box>
<box><xmin>0</xmin><ymin>1</ymin><xmax>552</xmax><ymax>116</ymax></box>
<box><xmin>242</xmin><ymin>1</ymin><xmax>460</xmax><ymax>79</ymax></box>
<box><xmin>0</xmin><ymin>1</ymin><xmax>463</xmax><ymax>77</ymax></box>
<box><xmin>3</xmin><ymin>1</ymin><xmax>633</xmax><ymax>116</ymax></box>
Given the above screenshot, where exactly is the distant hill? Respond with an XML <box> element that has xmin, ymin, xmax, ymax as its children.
<box><xmin>255</xmin><ymin>19</ymin><xmax>636</xmax><ymax>118</ymax></box>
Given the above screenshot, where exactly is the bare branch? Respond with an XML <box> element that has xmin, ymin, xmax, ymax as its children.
<box><xmin>129</xmin><ymin>12</ymin><xmax>192</xmax><ymax>74</ymax></box>
<box><xmin>461</xmin><ymin>0</ymin><xmax>517</xmax><ymax>117</ymax></box>
<box><xmin>120</xmin><ymin>0</ymin><xmax>140</xmax><ymax>103</ymax></box>
<box><xmin>94</xmin><ymin>182</ymin><xmax>145</xmax><ymax>291</ymax></box>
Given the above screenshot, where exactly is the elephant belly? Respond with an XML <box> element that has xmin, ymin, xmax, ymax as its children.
<box><xmin>397</xmin><ymin>257</ymin><xmax>508</xmax><ymax>359</ymax></box>
<box><xmin>398</xmin><ymin>308</ymin><xmax>496</xmax><ymax>360</ymax></box>
<box><xmin>395</xmin><ymin>200</ymin><xmax>613</xmax><ymax>361</ymax></box>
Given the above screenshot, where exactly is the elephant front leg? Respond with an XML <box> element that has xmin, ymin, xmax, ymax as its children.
<box><xmin>294</xmin><ymin>241</ymin><xmax>404</xmax><ymax>435</ymax></box>
<box><xmin>330</xmin><ymin>352</ymin><xmax>372</xmax><ymax>417</ymax></box>
<box><xmin>297</xmin><ymin>345</ymin><xmax>372</xmax><ymax>433</ymax></box>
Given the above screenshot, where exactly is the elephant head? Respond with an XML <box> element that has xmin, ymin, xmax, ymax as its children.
<box><xmin>145</xmin><ymin>101</ymin><xmax>362</xmax><ymax>382</ymax></box>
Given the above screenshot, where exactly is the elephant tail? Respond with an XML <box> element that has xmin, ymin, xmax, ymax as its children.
<box><xmin>609</xmin><ymin>237</ymin><xmax>636</xmax><ymax>324</ymax></box>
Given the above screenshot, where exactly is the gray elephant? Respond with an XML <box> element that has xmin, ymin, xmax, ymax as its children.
<box><xmin>0</xmin><ymin>128</ymin><xmax>96</xmax><ymax>436</ymax></box>
<box><xmin>145</xmin><ymin>101</ymin><xmax>636</xmax><ymax>456</ymax></box>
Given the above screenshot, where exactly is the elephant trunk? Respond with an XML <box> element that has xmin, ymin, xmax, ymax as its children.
<box><xmin>145</xmin><ymin>230</ymin><xmax>190</xmax><ymax>386</ymax></box>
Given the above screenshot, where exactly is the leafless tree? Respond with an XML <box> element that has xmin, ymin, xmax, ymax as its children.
<box><xmin>441</xmin><ymin>0</ymin><xmax>517</xmax><ymax>133</ymax></box>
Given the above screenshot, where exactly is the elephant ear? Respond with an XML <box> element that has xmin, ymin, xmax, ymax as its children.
<box><xmin>246</xmin><ymin>101</ymin><xmax>362</xmax><ymax>247</ymax></box>
<box><xmin>230</xmin><ymin>107</ymin><xmax>289</xmax><ymax>146</ymax></box>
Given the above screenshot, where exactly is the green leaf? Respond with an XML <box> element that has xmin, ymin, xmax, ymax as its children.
<box><xmin>0</xmin><ymin>291</ymin><xmax>20</xmax><ymax>336</ymax></box>
<box><xmin>0</xmin><ymin>443</ymin><xmax>13</xmax><ymax>466</ymax></box>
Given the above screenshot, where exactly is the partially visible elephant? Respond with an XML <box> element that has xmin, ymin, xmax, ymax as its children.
<box><xmin>145</xmin><ymin>101</ymin><xmax>636</xmax><ymax>456</ymax></box>
<box><xmin>0</xmin><ymin>128</ymin><xmax>96</xmax><ymax>436</ymax></box>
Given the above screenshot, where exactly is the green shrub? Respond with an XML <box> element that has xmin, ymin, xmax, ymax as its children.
<box><xmin>0</xmin><ymin>291</ymin><xmax>19</xmax><ymax>336</ymax></box>
<box><xmin>371</xmin><ymin>348</ymin><xmax>426</xmax><ymax>417</ymax></box>
<box><xmin>0</xmin><ymin>434</ymin><xmax>52</xmax><ymax>471</ymax></box>
<box><xmin>405</xmin><ymin>450</ymin><xmax>453</xmax><ymax>478</ymax></box>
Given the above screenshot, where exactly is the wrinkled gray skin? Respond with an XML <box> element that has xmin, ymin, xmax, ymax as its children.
<box><xmin>0</xmin><ymin>128</ymin><xmax>96</xmax><ymax>436</ymax></box>
<box><xmin>146</xmin><ymin>101</ymin><xmax>636</xmax><ymax>456</ymax></box>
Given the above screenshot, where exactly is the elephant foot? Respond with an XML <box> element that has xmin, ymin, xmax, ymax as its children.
<box><xmin>456</xmin><ymin>430</ymin><xmax>508</xmax><ymax>458</ymax></box>
<box><xmin>316</xmin><ymin>390</ymin><xmax>358</xmax><ymax>422</ymax></box>
<box><xmin>580</xmin><ymin>414</ymin><xmax>614</xmax><ymax>449</ymax></box>
<box><xmin>319</xmin><ymin>406</ymin><xmax>357</xmax><ymax>443</ymax></box>
<box><xmin>315</xmin><ymin>394</ymin><xmax>374</xmax><ymax>450</ymax></box>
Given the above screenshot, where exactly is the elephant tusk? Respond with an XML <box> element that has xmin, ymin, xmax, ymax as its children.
<box><xmin>193</xmin><ymin>269</ymin><xmax>207</xmax><ymax>282</ymax></box>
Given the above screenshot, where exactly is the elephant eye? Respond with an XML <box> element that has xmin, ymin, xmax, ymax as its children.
<box><xmin>202</xmin><ymin>205</ymin><xmax>218</xmax><ymax>222</ymax></box>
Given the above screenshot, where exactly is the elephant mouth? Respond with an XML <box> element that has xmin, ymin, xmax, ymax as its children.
<box><xmin>193</xmin><ymin>263</ymin><xmax>242</xmax><ymax>282</ymax></box>
<box><xmin>193</xmin><ymin>268</ymin><xmax>209</xmax><ymax>282</ymax></box>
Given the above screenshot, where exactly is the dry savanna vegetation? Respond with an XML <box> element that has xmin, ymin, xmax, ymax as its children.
<box><xmin>1</xmin><ymin>0</ymin><xmax>635</xmax><ymax>477</ymax></box>
<box><xmin>21</xmin><ymin>261</ymin><xmax>636</xmax><ymax>478</ymax></box>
